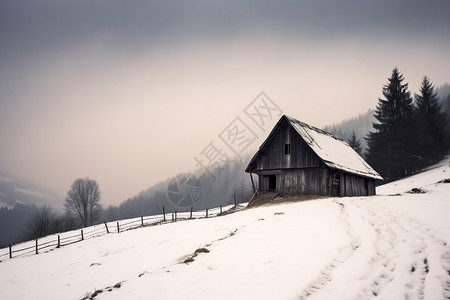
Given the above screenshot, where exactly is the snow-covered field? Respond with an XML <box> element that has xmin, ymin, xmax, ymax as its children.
<box><xmin>1</xmin><ymin>160</ymin><xmax>449</xmax><ymax>300</ymax></box>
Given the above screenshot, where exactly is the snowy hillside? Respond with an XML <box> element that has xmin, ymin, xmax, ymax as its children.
<box><xmin>1</xmin><ymin>160</ymin><xmax>449</xmax><ymax>300</ymax></box>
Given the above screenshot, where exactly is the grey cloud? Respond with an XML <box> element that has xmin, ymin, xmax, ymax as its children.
<box><xmin>1</xmin><ymin>0</ymin><xmax>449</xmax><ymax>59</ymax></box>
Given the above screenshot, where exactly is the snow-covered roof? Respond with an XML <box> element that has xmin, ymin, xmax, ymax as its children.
<box><xmin>246</xmin><ymin>115</ymin><xmax>383</xmax><ymax>180</ymax></box>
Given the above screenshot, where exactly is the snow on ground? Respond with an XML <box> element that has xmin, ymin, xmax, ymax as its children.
<box><xmin>0</xmin><ymin>160</ymin><xmax>449</xmax><ymax>300</ymax></box>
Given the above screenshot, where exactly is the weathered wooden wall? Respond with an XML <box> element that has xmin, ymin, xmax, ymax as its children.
<box><xmin>279</xmin><ymin>168</ymin><xmax>332</xmax><ymax>196</ymax></box>
<box><xmin>256</xmin><ymin>119</ymin><xmax>320</xmax><ymax>171</ymax></box>
<box><xmin>259</xmin><ymin>169</ymin><xmax>376</xmax><ymax>197</ymax></box>
<box><xmin>340</xmin><ymin>173</ymin><xmax>376</xmax><ymax>196</ymax></box>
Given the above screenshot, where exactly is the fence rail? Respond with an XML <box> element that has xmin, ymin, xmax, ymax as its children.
<box><xmin>0</xmin><ymin>203</ymin><xmax>243</xmax><ymax>261</ymax></box>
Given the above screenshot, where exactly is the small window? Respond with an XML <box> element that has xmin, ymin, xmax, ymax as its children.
<box><xmin>285</xmin><ymin>143</ymin><xmax>291</xmax><ymax>155</ymax></box>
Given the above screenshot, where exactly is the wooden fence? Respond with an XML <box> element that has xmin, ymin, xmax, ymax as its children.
<box><xmin>0</xmin><ymin>203</ymin><xmax>240</xmax><ymax>261</ymax></box>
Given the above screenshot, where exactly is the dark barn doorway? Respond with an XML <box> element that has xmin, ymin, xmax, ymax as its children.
<box><xmin>268</xmin><ymin>175</ymin><xmax>276</xmax><ymax>191</ymax></box>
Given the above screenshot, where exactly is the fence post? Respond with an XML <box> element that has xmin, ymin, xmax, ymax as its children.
<box><xmin>163</xmin><ymin>206</ymin><xmax>166</xmax><ymax>221</ymax></box>
<box><xmin>141</xmin><ymin>216</ymin><xmax>144</xmax><ymax>227</ymax></box>
<box><xmin>234</xmin><ymin>194</ymin><xmax>237</xmax><ymax>207</ymax></box>
<box><xmin>57</xmin><ymin>235</ymin><xmax>60</xmax><ymax>248</ymax></box>
<box><xmin>175</xmin><ymin>211</ymin><xmax>177</xmax><ymax>221</ymax></box>
<box><xmin>220</xmin><ymin>204</ymin><xmax>222</xmax><ymax>214</ymax></box>
<box><xmin>190</xmin><ymin>206</ymin><xmax>193</xmax><ymax>219</ymax></box>
<box><xmin>9</xmin><ymin>244</ymin><xmax>12</xmax><ymax>258</ymax></box>
<box><xmin>104</xmin><ymin>222</ymin><xmax>109</xmax><ymax>233</ymax></box>
<box><xmin>171</xmin><ymin>213</ymin><xmax>174</xmax><ymax>222</ymax></box>
<box><xmin>206</xmin><ymin>209</ymin><xmax>208</xmax><ymax>218</ymax></box>
<box><xmin>35</xmin><ymin>238</ymin><xmax>38</xmax><ymax>255</ymax></box>
<box><xmin>117</xmin><ymin>222</ymin><xmax>120</xmax><ymax>233</ymax></box>
<box><xmin>81</xmin><ymin>230</ymin><xmax>84</xmax><ymax>241</ymax></box>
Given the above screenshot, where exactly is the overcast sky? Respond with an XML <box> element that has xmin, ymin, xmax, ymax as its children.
<box><xmin>1</xmin><ymin>0</ymin><xmax>449</xmax><ymax>206</ymax></box>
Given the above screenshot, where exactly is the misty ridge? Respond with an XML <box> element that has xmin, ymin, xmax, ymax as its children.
<box><xmin>0</xmin><ymin>155</ymin><xmax>255</xmax><ymax>247</ymax></box>
<box><xmin>101</xmin><ymin>155</ymin><xmax>255</xmax><ymax>222</ymax></box>
<box><xmin>1</xmin><ymin>82</ymin><xmax>449</xmax><ymax>248</ymax></box>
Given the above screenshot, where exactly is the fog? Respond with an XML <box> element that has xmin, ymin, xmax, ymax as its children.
<box><xmin>1</xmin><ymin>0</ymin><xmax>449</xmax><ymax>206</ymax></box>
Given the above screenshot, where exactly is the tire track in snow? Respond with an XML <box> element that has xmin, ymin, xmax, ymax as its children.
<box><xmin>399</xmin><ymin>212</ymin><xmax>450</xmax><ymax>300</ymax></box>
<box><xmin>394</xmin><ymin>212</ymin><xmax>429</xmax><ymax>300</ymax></box>
<box><xmin>357</xmin><ymin>200</ymin><xmax>450</xmax><ymax>300</ymax></box>
<box><xmin>350</xmin><ymin>200</ymin><xmax>397</xmax><ymax>299</ymax></box>
<box><xmin>299</xmin><ymin>200</ymin><xmax>360</xmax><ymax>300</ymax></box>
<box><xmin>442</xmin><ymin>250</ymin><xmax>450</xmax><ymax>299</ymax></box>
<box><xmin>353</xmin><ymin>200</ymin><xmax>429</xmax><ymax>300</ymax></box>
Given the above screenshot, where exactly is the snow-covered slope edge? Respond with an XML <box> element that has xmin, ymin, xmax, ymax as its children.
<box><xmin>377</xmin><ymin>157</ymin><xmax>450</xmax><ymax>195</ymax></box>
<box><xmin>0</xmin><ymin>159</ymin><xmax>449</xmax><ymax>300</ymax></box>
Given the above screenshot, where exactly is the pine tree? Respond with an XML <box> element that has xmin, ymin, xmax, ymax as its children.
<box><xmin>414</xmin><ymin>76</ymin><xmax>448</xmax><ymax>164</ymax></box>
<box><xmin>348</xmin><ymin>131</ymin><xmax>362</xmax><ymax>155</ymax></box>
<box><xmin>444</xmin><ymin>94</ymin><xmax>450</xmax><ymax>137</ymax></box>
<box><xmin>366</xmin><ymin>68</ymin><xmax>418</xmax><ymax>181</ymax></box>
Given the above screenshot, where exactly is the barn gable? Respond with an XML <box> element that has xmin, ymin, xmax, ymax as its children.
<box><xmin>246</xmin><ymin>115</ymin><xmax>382</xmax><ymax>197</ymax></box>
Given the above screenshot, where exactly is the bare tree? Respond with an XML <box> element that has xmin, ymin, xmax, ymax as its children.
<box><xmin>65</xmin><ymin>177</ymin><xmax>102</xmax><ymax>227</ymax></box>
<box><xmin>25</xmin><ymin>204</ymin><xmax>57</xmax><ymax>239</ymax></box>
<box><xmin>23</xmin><ymin>205</ymin><xmax>80</xmax><ymax>240</ymax></box>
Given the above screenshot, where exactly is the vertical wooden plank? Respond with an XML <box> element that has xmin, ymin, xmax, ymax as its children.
<box><xmin>306</xmin><ymin>169</ymin><xmax>310</xmax><ymax>194</ymax></box>
<box><xmin>349</xmin><ymin>175</ymin><xmax>353</xmax><ymax>196</ymax></box>
<box><xmin>326</xmin><ymin>169</ymin><xmax>331</xmax><ymax>196</ymax></box>
<box><xmin>104</xmin><ymin>222</ymin><xmax>109</xmax><ymax>233</ymax></box>
<box><xmin>297</xmin><ymin>171</ymin><xmax>301</xmax><ymax>194</ymax></box>
<box><xmin>81</xmin><ymin>229</ymin><xmax>84</xmax><ymax>240</ymax></box>
<box><xmin>350</xmin><ymin>174</ymin><xmax>354</xmax><ymax>197</ymax></box>
<box><xmin>117</xmin><ymin>222</ymin><xmax>120</xmax><ymax>233</ymax></box>
<box><xmin>340</xmin><ymin>172</ymin><xmax>345</xmax><ymax>197</ymax></box>
<box><xmin>9</xmin><ymin>244</ymin><xmax>12</xmax><ymax>258</ymax></box>
<box><xmin>57</xmin><ymin>235</ymin><xmax>60</xmax><ymax>248</ymax></box>
<box><xmin>322</xmin><ymin>169</ymin><xmax>326</xmax><ymax>196</ymax></box>
<box><xmin>36</xmin><ymin>239</ymin><xmax>38</xmax><ymax>255</ymax></box>
<box><xmin>345</xmin><ymin>173</ymin><xmax>349</xmax><ymax>197</ymax></box>
<box><xmin>367</xmin><ymin>180</ymin><xmax>370</xmax><ymax>196</ymax></box>
<box><xmin>190</xmin><ymin>206</ymin><xmax>193</xmax><ymax>219</ymax></box>
<box><xmin>315</xmin><ymin>169</ymin><xmax>319</xmax><ymax>195</ymax></box>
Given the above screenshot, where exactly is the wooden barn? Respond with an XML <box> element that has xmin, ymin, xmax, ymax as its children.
<box><xmin>245</xmin><ymin>115</ymin><xmax>382</xmax><ymax>197</ymax></box>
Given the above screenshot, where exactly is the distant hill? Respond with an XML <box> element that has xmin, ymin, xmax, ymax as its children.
<box><xmin>437</xmin><ymin>83</ymin><xmax>450</xmax><ymax>99</ymax></box>
<box><xmin>102</xmin><ymin>154</ymin><xmax>255</xmax><ymax>222</ymax></box>
<box><xmin>0</xmin><ymin>173</ymin><xmax>63</xmax><ymax>247</ymax></box>
<box><xmin>437</xmin><ymin>83</ymin><xmax>450</xmax><ymax>130</ymax></box>
<box><xmin>0</xmin><ymin>173</ymin><xmax>62</xmax><ymax>209</ymax></box>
